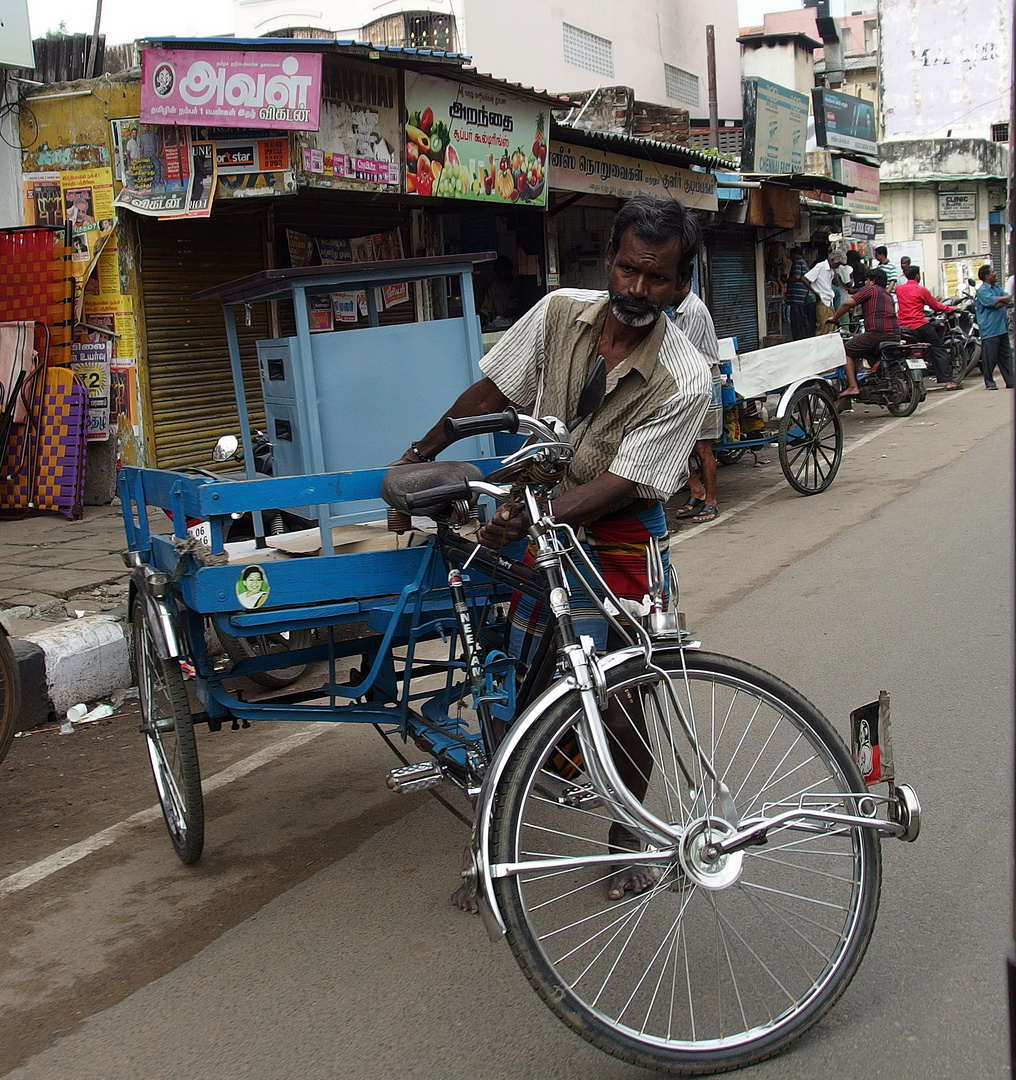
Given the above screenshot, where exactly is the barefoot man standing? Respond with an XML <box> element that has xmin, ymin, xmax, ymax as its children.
<box><xmin>391</xmin><ymin>195</ymin><xmax>711</xmax><ymax>908</ymax></box>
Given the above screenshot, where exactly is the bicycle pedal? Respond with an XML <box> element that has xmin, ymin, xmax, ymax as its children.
<box><xmin>558</xmin><ymin>784</ymin><xmax>602</xmax><ymax>809</ymax></box>
<box><xmin>386</xmin><ymin>761</ymin><xmax>444</xmax><ymax>794</ymax></box>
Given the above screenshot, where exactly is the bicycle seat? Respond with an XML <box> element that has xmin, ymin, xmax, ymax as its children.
<box><xmin>382</xmin><ymin>460</ymin><xmax>484</xmax><ymax>516</ymax></box>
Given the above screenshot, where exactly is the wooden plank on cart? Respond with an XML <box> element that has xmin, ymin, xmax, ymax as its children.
<box><xmin>730</xmin><ymin>335</ymin><xmax>846</xmax><ymax>399</ymax></box>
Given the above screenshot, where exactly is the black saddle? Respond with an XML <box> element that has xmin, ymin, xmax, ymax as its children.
<box><xmin>381</xmin><ymin>460</ymin><xmax>483</xmax><ymax>517</ymax></box>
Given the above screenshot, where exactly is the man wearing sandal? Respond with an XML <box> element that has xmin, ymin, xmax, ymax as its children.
<box><xmin>669</xmin><ymin>278</ymin><xmax>722</xmax><ymax>524</ymax></box>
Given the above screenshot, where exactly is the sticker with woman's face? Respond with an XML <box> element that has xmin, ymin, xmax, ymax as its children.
<box><xmin>236</xmin><ymin>564</ymin><xmax>270</xmax><ymax>609</ymax></box>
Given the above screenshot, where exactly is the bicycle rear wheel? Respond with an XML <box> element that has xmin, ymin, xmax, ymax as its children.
<box><xmin>489</xmin><ymin>650</ymin><xmax>881</xmax><ymax>1074</ymax></box>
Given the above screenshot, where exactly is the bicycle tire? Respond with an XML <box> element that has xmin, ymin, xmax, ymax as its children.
<box><xmin>0</xmin><ymin>628</ymin><xmax>21</xmax><ymax>765</ymax></box>
<box><xmin>489</xmin><ymin>650</ymin><xmax>881</xmax><ymax>1075</ymax></box>
<box><xmin>133</xmin><ymin>604</ymin><xmax>204</xmax><ymax>864</ymax></box>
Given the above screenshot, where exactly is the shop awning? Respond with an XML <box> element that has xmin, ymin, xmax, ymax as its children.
<box><xmin>743</xmin><ymin>173</ymin><xmax>857</xmax><ymax>196</ymax></box>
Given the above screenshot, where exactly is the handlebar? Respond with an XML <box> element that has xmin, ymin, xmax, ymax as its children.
<box><xmin>444</xmin><ymin>407</ymin><xmax>520</xmax><ymax>441</ymax></box>
<box><xmin>403</xmin><ymin>481</ymin><xmax>473</xmax><ymax>512</ymax></box>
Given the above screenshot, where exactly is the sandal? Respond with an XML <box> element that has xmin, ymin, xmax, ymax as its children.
<box><xmin>674</xmin><ymin>497</ymin><xmax>705</xmax><ymax>520</ymax></box>
<box><xmin>691</xmin><ymin>504</ymin><xmax>718</xmax><ymax>524</ymax></box>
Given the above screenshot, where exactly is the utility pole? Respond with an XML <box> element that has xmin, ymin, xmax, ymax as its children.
<box><xmin>706</xmin><ymin>25</ymin><xmax>719</xmax><ymax>151</ymax></box>
<box><xmin>86</xmin><ymin>0</ymin><xmax>102</xmax><ymax>78</ymax></box>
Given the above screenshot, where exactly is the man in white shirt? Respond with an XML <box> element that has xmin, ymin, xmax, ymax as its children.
<box><xmin>670</xmin><ymin>282</ymin><xmax>722</xmax><ymax>523</ymax></box>
<box><xmin>805</xmin><ymin>250</ymin><xmax>853</xmax><ymax>335</ymax></box>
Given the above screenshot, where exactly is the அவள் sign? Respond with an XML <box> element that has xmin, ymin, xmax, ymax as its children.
<box><xmin>741</xmin><ymin>78</ymin><xmax>809</xmax><ymax>175</ymax></box>
<box><xmin>548</xmin><ymin>142</ymin><xmax>717</xmax><ymax>211</ymax></box>
<box><xmin>140</xmin><ymin>49</ymin><xmax>322</xmax><ymax>131</ymax></box>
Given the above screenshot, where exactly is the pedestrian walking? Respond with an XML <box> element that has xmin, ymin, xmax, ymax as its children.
<box><xmin>785</xmin><ymin>247</ymin><xmax>815</xmax><ymax>340</ymax></box>
<box><xmin>975</xmin><ymin>264</ymin><xmax>1014</xmax><ymax>389</ymax></box>
<box><xmin>873</xmin><ymin>246</ymin><xmax>902</xmax><ymax>293</ymax></box>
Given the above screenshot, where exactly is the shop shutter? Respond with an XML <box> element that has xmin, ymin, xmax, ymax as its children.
<box><xmin>139</xmin><ymin>215</ymin><xmax>268</xmax><ymax>470</ymax></box>
<box><xmin>707</xmin><ymin>233</ymin><xmax>760</xmax><ymax>353</ymax></box>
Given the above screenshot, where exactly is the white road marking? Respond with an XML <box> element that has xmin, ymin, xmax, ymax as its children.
<box><xmin>0</xmin><ymin>386</ymin><xmax>980</xmax><ymax>899</ymax></box>
<box><xmin>0</xmin><ymin>725</ymin><xmax>330</xmax><ymax>899</ymax></box>
<box><xmin>671</xmin><ymin>385</ymin><xmax>975</xmax><ymax>546</ymax></box>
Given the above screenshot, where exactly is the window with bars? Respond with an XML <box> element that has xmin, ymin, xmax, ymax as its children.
<box><xmin>363</xmin><ymin>11</ymin><xmax>456</xmax><ymax>51</ymax></box>
<box><xmin>664</xmin><ymin>64</ymin><xmax>700</xmax><ymax>107</ymax></box>
<box><xmin>562</xmin><ymin>23</ymin><xmax>614</xmax><ymax>77</ymax></box>
<box><xmin>991</xmin><ymin>122</ymin><xmax>1009</xmax><ymax>142</ymax></box>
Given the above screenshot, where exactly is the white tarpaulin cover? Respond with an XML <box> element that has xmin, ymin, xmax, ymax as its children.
<box><xmin>729</xmin><ymin>334</ymin><xmax>846</xmax><ymax>399</ymax></box>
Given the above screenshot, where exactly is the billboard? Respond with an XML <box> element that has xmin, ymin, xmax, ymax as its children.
<box><xmin>404</xmin><ymin>72</ymin><xmax>546</xmax><ymax>205</ymax></box>
<box><xmin>0</xmin><ymin>0</ymin><xmax>33</xmax><ymax>69</ymax></box>
<box><xmin>881</xmin><ymin>0</ymin><xmax>1011</xmax><ymax>138</ymax></box>
<box><xmin>812</xmin><ymin>89</ymin><xmax>877</xmax><ymax>157</ymax></box>
<box><xmin>140</xmin><ymin>49</ymin><xmax>322</xmax><ymax>131</ymax></box>
<box><xmin>741</xmin><ymin>78</ymin><xmax>809</xmax><ymax>175</ymax></box>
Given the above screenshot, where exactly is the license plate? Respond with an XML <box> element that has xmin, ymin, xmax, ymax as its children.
<box><xmin>905</xmin><ymin>357</ymin><xmax>927</xmax><ymax>370</ymax></box>
<box><xmin>187</xmin><ymin>520</ymin><xmax>212</xmax><ymax>547</ymax></box>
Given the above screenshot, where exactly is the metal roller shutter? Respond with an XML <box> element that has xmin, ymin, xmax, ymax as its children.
<box><xmin>706</xmin><ymin>232</ymin><xmax>760</xmax><ymax>353</ymax></box>
<box><xmin>139</xmin><ymin>214</ymin><xmax>269</xmax><ymax>470</ymax></box>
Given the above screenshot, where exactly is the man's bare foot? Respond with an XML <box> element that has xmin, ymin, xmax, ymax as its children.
<box><xmin>451</xmin><ymin>875</ymin><xmax>479</xmax><ymax>912</ymax></box>
<box><xmin>838</xmin><ymin>388</ymin><xmax>860</xmax><ymax>399</ymax></box>
<box><xmin>607</xmin><ymin>823</ymin><xmax>657</xmax><ymax>900</ymax></box>
<box><xmin>607</xmin><ymin>862</ymin><xmax>659</xmax><ymax>900</ymax></box>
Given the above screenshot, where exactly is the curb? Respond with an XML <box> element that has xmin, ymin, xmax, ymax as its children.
<box><xmin>19</xmin><ymin>614</ymin><xmax>132</xmax><ymax>719</ymax></box>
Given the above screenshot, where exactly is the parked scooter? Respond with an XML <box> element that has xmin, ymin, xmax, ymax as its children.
<box><xmin>172</xmin><ymin>430</ymin><xmax>315</xmax><ymax>690</ymax></box>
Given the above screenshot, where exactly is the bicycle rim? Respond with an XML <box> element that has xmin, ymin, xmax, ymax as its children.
<box><xmin>490</xmin><ymin>651</ymin><xmax>881</xmax><ymax>1074</ymax></box>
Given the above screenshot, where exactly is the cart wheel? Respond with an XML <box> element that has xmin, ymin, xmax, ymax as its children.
<box><xmin>217</xmin><ymin>627</ymin><xmax>313</xmax><ymax>689</ymax></box>
<box><xmin>132</xmin><ymin>604</ymin><xmax>204</xmax><ymax>864</ymax></box>
<box><xmin>778</xmin><ymin>384</ymin><xmax>842</xmax><ymax>494</ymax></box>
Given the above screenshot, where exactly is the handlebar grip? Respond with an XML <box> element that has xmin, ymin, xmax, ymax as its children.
<box><xmin>404</xmin><ymin>480</ymin><xmax>473</xmax><ymax>512</ymax></box>
<box><xmin>444</xmin><ymin>407</ymin><xmax>519</xmax><ymax>441</ymax></box>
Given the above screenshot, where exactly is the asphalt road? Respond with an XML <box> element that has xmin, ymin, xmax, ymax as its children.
<box><xmin>1</xmin><ymin>387</ymin><xmax>1012</xmax><ymax>1080</ymax></box>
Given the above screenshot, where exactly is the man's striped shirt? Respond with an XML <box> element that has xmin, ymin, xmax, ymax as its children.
<box><xmin>479</xmin><ymin>290</ymin><xmax>711</xmax><ymax>501</ymax></box>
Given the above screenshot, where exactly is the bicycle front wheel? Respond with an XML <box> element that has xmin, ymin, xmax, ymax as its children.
<box><xmin>489</xmin><ymin>650</ymin><xmax>881</xmax><ymax>1075</ymax></box>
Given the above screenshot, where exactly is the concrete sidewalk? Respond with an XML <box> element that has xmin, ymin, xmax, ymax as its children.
<box><xmin>0</xmin><ymin>503</ymin><xmax>132</xmax><ymax>724</ymax></box>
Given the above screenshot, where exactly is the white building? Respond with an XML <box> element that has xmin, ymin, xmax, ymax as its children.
<box><xmin>232</xmin><ymin>0</ymin><xmax>743</xmax><ymax>120</ymax></box>
<box><xmin>878</xmin><ymin>0</ymin><xmax>1011</xmax><ymax>294</ymax></box>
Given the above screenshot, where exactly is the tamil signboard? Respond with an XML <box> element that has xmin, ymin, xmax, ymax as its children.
<box><xmin>141</xmin><ymin>49</ymin><xmax>323</xmax><ymax>131</ymax></box>
<box><xmin>549</xmin><ymin>142</ymin><xmax>717</xmax><ymax>211</ymax></box>
<box><xmin>404</xmin><ymin>72</ymin><xmax>546</xmax><ymax>205</ymax></box>
<box><xmin>938</xmin><ymin>191</ymin><xmax>977</xmax><ymax>220</ymax></box>
<box><xmin>833</xmin><ymin>157</ymin><xmax>880</xmax><ymax>214</ymax></box>
<box><xmin>741</xmin><ymin>78</ymin><xmax>809</xmax><ymax>175</ymax></box>
<box><xmin>811</xmin><ymin>89</ymin><xmax>877</xmax><ymax>157</ymax></box>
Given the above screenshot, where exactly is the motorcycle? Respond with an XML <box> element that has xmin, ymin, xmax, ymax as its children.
<box><xmin>171</xmin><ymin>430</ymin><xmax>316</xmax><ymax>690</ymax></box>
<box><xmin>938</xmin><ymin>280</ymin><xmax>981</xmax><ymax>381</ymax></box>
<box><xmin>834</xmin><ymin>334</ymin><xmax>928</xmax><ymax>417</ymax></box>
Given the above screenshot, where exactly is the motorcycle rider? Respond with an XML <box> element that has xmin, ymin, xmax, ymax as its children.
<box><xmin>895</xmin><ymin>265</ymin><xmax>960</xmax><ymax>391</ymax></box>
<box><xmin>825</xmin><ymin>267</ymin><xmax>900</xmax><ymax>398</ymax></box>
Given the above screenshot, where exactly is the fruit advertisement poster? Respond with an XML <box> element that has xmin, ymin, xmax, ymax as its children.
<box><xmin>404</xmin><ymin>72</ymin><xmax>546</xmax><ymax>207</ymax></box>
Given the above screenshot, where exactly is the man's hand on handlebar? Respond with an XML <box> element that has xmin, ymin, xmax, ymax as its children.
<box><xmin>477</xmin><ymin>501</ymin><xmax>528</xmax><ymax>548</ymax></box>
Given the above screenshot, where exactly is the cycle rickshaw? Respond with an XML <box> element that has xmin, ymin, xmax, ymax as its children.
<box><xmin>120</xmin><ymin>260</ymin><xmax>920</xmax><ymax>1074</ymax></box>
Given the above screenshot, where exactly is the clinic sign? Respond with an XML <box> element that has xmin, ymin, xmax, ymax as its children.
<box><xmin>741</xmin><ymin>78</ymin><xmax>808</xmax><ymax>175</ymax></box>
<box><xmin>141</xmin><ymin>49</ymin><xmax>322</xmax><ymax>130</ymax></box>
<box><xmin>549</xmin><ymin>142</ymin><xmax>718</xmax><ymax>211</ymax></box>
